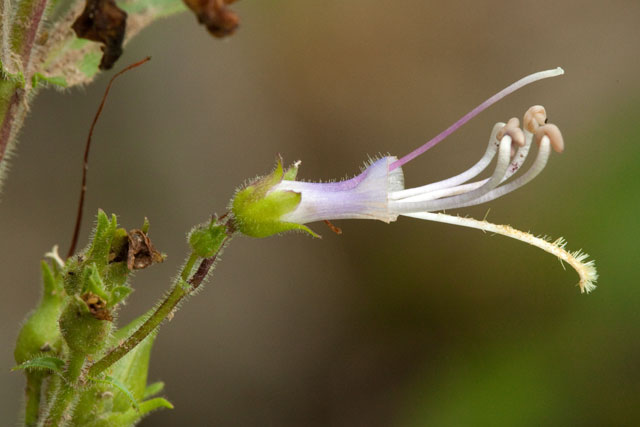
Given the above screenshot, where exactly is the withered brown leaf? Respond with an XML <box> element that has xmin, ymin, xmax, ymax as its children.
<box><xmin>72</xmin><ymin>0</ymin><xmax>127</xmax><ymax>70</ymax></box>
<box><xmin>126</xmin><ymin>229</ymin><xmax>165</xmax><ymax>270</ymax></box>
<box><xmin>109</xmin><ymin>228</ymin><xmax>164</xmax><ymax>270</ymax></box>
<box><xmin>82</xmin><ymin>292</ymin><xmax>113</xmax><ymax>321</ymax></box>
<box><xmin>183</xmin><ymin>0</ymin><xmax>240</xmax><ymax>38</ymax></box>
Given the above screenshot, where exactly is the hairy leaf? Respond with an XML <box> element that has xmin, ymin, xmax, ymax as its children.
<box><xmin>13</xmin><ymin>355</ymin><xmax>65</xmax><ymax>375</ymax></box>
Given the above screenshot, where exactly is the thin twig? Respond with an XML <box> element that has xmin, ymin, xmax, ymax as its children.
<box><xmin>67</xmin><ymin>56</ymin><xmax>151</xmax><ymax>258</ymax></box>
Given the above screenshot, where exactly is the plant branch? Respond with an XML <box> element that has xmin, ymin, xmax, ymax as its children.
<box><xmin>16</xmin><ymin>0</ymin><xmax>49</xmax><ymax>71</ymax></box>
<box><xmin>88</xmin><ymin>231</ymin><xmax>233</xmax><ymax>377</ymax></box>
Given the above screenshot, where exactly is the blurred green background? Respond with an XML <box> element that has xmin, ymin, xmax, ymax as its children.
<box><xmin>2</xmin><ymin>0</ymin><xmax>639</xmax><ymax>425</ymax></box>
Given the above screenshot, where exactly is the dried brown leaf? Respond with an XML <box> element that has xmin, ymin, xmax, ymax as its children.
<box><xmin>183</xmin><ymin>0</ymin><xmax>240</xmax><ymax>38</ymax></box>
<box><xmin>72</xmin><ymin>0</ymin><xmax>128</xmax><ymax>70</ymax></box>
<box><xmin>126</xmin><ymin>229</ymin><xmax>164</xmax><ymax>271</ymax></box>
<box><xmin>82</xmin><ymin>292</ymin><xmax>113</xmax><ymax>321</ymax></box>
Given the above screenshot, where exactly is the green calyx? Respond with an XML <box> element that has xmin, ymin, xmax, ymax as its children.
<box><xmin>59</xmin><ymin>297</ymin><xmax>113</xmax><ymax>355</ymax></box>
<box><xmin>188</xmin><ymin>220</ymin><xmax>227</xmax><ymax>258</ymax></box>
<box><xmin>231</xmin><ymin>158</ymin><xmax>318</xmax><ymax>238</ymax></box>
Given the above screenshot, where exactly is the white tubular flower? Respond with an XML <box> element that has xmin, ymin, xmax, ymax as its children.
<box><xmin>232</xmin><ymin>68</ymin><xmax>597</xmax><ymax>293</ymax></box>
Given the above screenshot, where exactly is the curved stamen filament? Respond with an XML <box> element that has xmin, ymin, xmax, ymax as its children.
<box><xmin>454</xmin><ymin>135</ymin><xmax>551</xmax><ymax>208</ymax></box>
<box><xmin>391</xmin><ymin>133</ymin><xmax>514</xmax><ymax>213</ymax></box>
<box><xmin>390</xmin><ymin>123</ymin><xmax>504</xmax><ymax>200</ymax></box>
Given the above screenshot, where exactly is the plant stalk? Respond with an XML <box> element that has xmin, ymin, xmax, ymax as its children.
<box><xmin>24</xmin><ymin>374</ymin><xmax>43</xmax><ymax>426</ymax></box>
<box><xmin>42</xmin><ymin>351</ymin><xmax>86</xmax><ymax>426</ymax></box>
<box><xmin>88</xmin><ymin>233</ymin><xmax>233</xmax><ymax>377</ymax></box>
<box><xmin>0</xmin><ymin>0</ymin><xmax>51</xmax><ymax>190</ymax></box>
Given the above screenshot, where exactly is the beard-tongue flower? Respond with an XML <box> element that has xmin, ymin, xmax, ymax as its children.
<box><xmin>231</xmin><ymin>68</ymin><xmax>597</xmax><ymax>293</ymax></box>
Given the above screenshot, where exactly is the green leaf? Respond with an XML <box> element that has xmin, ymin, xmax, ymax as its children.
<box><xmin>138</xmin><ymin>397</ymin><xmax>173</xmax><ymax>413</ymax></box>
<box><xmin>109</xmin><ymin>285</ymin><xmax>133</xmax><ymax>307</ymax></box>
<box><xmin>87</xmin><ymin>210</ymin><xmax>117</xmax><ymax>270</ymax></box>
<box><xmin>32</xmin><ymin>72</ymin><xmax>68</xmax><ymax>88</ymax></box>
<box><xmin>13</xmin><ymin>356</ymin><xmax>64</xmax><ymax>374</ymax></box>
<box><xmin>90</xmin><ymin>375</ymin><xmax>139</xmax><ymax>411</ymax></box>
<box><xmin>143</xmin><ymin>381</ymin><xmax>165</xmax><ymax>399</ymax></box>
<box><xmin>88</xmin><ymin>398</ymin><xmax>173</xmax><ymax>426</ymax></box>
<box><xmin>83</xmin><ymin>264</ymin><xmax>109</xmax><ymax>300</ymax></box>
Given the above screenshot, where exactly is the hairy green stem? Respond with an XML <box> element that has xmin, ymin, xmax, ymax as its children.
<box><xmin>88</xmin><ymin>234</ymin><xmax>232</xmax><ymax>377</ymax></box>
<box><xmin>0</xmin><ymin>82</ymin><xmax>24</xmax><ymax>166</ymax></box>
<box><xmin>43</xmin><ymin>351</ymin><xmax>85</xmax><ymax>426</ymax></box>
<box><xmin>0</xmin><ymin>0</ymin><xmax>50</xmax><ymax>190</ymax></box>
<box><xmin>181</xmin><ymin>252</ymin><xmax>199</xmax><ymax>281</ymax></box>
<box><xmin>88</xmin><ymin>277</ymin><xmax>190</xmax><ymax>377</ymax></box>
<box><xmin>24</xmin><ymin>374</ymin><xmax>43</xmax><ymax>426</ymax></box>
<box><xmin>11</xmin><ymin>0</ymin><xmax>49</xmax><ymax>68</ymax></box>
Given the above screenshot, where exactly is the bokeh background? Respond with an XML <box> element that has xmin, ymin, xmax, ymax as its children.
<box><xmin>2</xmin><ymin>0</ymin><xmax>640</xmax><ymax>425</ymax></box>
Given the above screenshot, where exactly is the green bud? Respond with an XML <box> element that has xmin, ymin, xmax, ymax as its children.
<box><xmin>188</xmin><ymin>221</ymin><xmax>227</xmax><ymax>258</ymax></box>
<box><xmin>59</xmin><ymin>297</ymin><xmax>112</xmax><ymax>356</ymax></box>
<box><xmin>141</xmin><ymin>217</ymin><xmax>150</xmax><ymax>234</ymax></box>
<box><xmin>63</xmin><ymin>256</ymin><xmax>83</xmax><ymax>295</ymax></box>
<box><xmin>231</xmin><ymin>158</ymin><xmax>318</xmax><ymax>238</ymax></box>
<box><xmin>14</xmin><ymin>261</ymin><xmax>65</xmax><ymax>365</ymax></box>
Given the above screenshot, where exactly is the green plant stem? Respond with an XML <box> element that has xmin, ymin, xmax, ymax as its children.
<box><xmin>181</xmin><ymin>252</ymin><xmax>199</xmax><ymax>281</ymax></box>
<box><xmin>88</xmin><ymin>277</ymin><xmax>189</xmax><ymax>377</ymax></box>
<box><xmin>0</xmin><ymin>0</ymin><xmax>50</xmax><ymax>189</ymax></box>
<box><xmin>0</xmin><ymin>81</ymin><xmax>25</xmax><ymax>166</ymax></box>
<box><xmin>11</xmin><ymin>0</ymin><xmax>49</xmax><ymax>67</ymax></box>
<box><xmin>24</xmin><ymin>374</ymin><xmax>43</xmax><ymax>426</ymax></box>
<box><xmin>43</xmin><ymin>351</ymin><xmax>85</xmax><ymax>426</ymax></box>
<box><xmin>88</xmin><ymin>234</ymin><xmax>232</xmax><ymax>377</ymax></box>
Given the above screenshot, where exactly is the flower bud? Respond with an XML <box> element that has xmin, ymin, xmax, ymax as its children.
<box><xmin>14</xmin><ymin>261</ymin><xmax>65</xmax><ymax>365</ymax></box>
<box><xmin>59</xmin><ymin>297</ymin><xmax>112</xmax><ymax>356</ymax></box>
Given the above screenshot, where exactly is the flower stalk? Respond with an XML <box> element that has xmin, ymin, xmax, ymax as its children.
<box><xmin>24</xmin><ymin>374</ymin><xmax>43</xmax><ymax>427</ymax></box>
<box><xmin>43</xmin><ymin>351</ymin><xmax>86</xmax><ymax>426</ymax></box>
<box><xmin>88</xmin><ymin>223</ymin><xmax>234</xmax><ymax>378</ymax></box>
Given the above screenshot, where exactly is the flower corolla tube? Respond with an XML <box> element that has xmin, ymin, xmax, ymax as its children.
<box><xmin>231</xmin><ymin>68</ymin><xmax>597</xmax><ymax>293</ymax></box>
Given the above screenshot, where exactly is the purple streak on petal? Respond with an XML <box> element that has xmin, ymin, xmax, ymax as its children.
<box><xmin>389</xmin><ymin>68</ymin><xmax>564</xmax><ymax>171</ymax></box>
